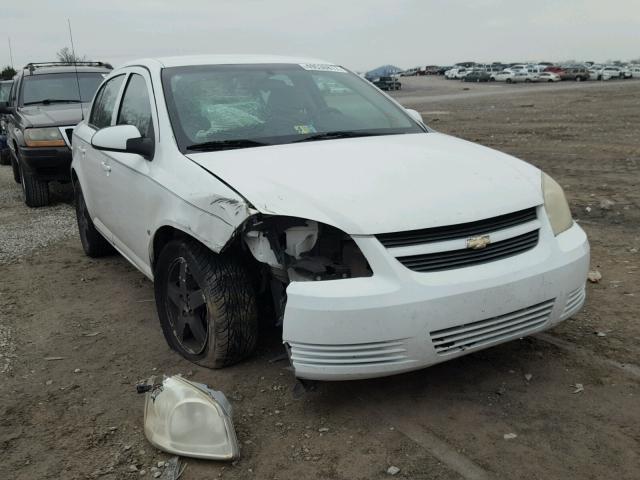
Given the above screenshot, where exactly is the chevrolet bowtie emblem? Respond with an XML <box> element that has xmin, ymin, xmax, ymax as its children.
<box><xmin>466</xmin><ymin>235</ymin><xmax>491</xmax><ymax>250</ymax></box>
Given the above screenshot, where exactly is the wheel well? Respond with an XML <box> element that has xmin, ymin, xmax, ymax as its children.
<box><xmin>71</xmin><ymin>169</ymin><xmax>78</xmax><ymax>189</ymax></box>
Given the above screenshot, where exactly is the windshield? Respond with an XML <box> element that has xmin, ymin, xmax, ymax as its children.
<box><xmin>0</xmin><ymin>82</ymin><xmax>12</xmax><ymax>102</ymax></box>
<box><xmin>21</xmin><ymin>72</ymin><xmax>106</xmax><ymax>105</ymax></box>
<box><xmin>162</xmin><ymin>64</ymin><xmax>424</xmax><ymax>152</ymax></box>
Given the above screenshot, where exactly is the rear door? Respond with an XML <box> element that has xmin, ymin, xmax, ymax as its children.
<box><xmin>74</xmin><ymin>73</ymin><xmax>126</xmax><ymax>234</ymax></box>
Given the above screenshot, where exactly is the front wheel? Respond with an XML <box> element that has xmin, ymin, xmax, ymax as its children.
<box><xmin>20</xmin><ymin>162</ymin><xmax>50</xmax><ymax>207</ymax></box>
<box><xmin>154</xmin><ymin>239</ymin><xmax>258</xmax><ymax>368</ymax></box>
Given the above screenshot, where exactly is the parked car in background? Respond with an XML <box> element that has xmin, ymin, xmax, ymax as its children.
<box><xmin>71</xmin><ymin>55</ymin><xmax>588</xmax><ymax>381</ymax></box>
<box><xmin>463</xmin><ymin>70</ymin><xmax>491</xmax><ymax>82</ymax></box>
<box><xmin>0</xmin><ymin>61</ymin><xmax>112</xmax><ymax>206</ymax></box>
<box><xmin>562</xmin><ymin>66</ymin><xmax>590</xmax><ymax>81</ymax></box>
<box><xmin>544</xmin><ymin>66</ymin><xmax>566</xmax><ymax>78</ymax></box>
<box><xmin>372</xmin><ymin>76</ymin><xmax>401</xmax><ymax>90</ymax></box>
<box><xmin>630</xmin><ymin>66</ymin><xmax>640</xmax><ymax>78</ymax></box>
<box><xmin>0</xmin><ymin>80</ymin><xmax>13</xmax><ymax>165</ymax></box>
<box><xmin>535</xmin><ymin>72</ymin><xmax>561</xmax><ymax>82</ymax></box>
<box><xmin>599</xmin><ymin>66</ymin><xmax>623</xmax><ymax>80</ymax></box>
<box><xmin>491</xmin><ymin>70</ymin><xmax>515</xmax><ymax>82</ymax></box>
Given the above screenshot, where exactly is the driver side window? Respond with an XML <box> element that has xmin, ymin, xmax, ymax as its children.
<box><xmin>117</xmin><ymin>74</ymin><xmax>154</xmax><ymax>139</ymax></box>
<box><xmin>89</xmin><ymin>75</ymin><xmax>124</xmax><ymax>129</ymax></box>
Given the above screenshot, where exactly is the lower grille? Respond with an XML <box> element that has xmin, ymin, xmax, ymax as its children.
<box><xmin>430</xmin><ymin>299</ymin><xmax>555</xmax><ymax>355</ymax></box>
<box><xmin>289</xmin><ymin>339</ymin><xmax>410</xmax><ymax>367</ymax></box>
<box><xmin>562</xmin><ymin>286</ymin><xmax>585</xmax><ymax>318</ymax></box>
<box><xmin>397</xmin><ymin>229</ymin><xmax>539</xmax><ymax>272</ymax></box>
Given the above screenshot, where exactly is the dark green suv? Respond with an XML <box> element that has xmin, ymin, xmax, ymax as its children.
<box><xmin>0</xmin><ymin>62</ymin><xmax>111</xmax><ymax>207</ymax></box>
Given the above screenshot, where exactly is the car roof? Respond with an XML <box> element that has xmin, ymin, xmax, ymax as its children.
<box><xmin>120</xmin><ymin>54</ymin><xmax>335</xmax><ymax>70</ymax></box>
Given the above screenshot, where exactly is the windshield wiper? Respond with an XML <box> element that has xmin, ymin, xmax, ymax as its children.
<box><xmin>186</xmin><ymin>139</ymin><xmax>268</xmax><ymax>152</ymax></box>
<box><xmin>292</xmin><ymin>131</ymin><xmax>390</xmax><ymax>143</ymax></box>
<box><xmin>23</xmin><ymin>99</ymin><xmax>82</xmax><ymax>105</ymax></box>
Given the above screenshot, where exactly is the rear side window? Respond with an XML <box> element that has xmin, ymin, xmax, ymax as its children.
<box><xmin>90</xmin><ymin>75</ymin><xmax>124</xmax><ymax>129</ymax></box>
<box><xmin>117</xmin><ymin>74</ymin><xmax>153</xmax><ymax>138</ymax></box>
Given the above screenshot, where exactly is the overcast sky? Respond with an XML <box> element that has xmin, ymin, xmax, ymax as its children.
<box><xmin>3</xmin><ymin>0</ymin><xmax>639</xmax><ymax>71</ymax></box>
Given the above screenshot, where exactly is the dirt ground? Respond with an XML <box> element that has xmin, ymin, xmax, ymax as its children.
<box><xmin>1</xmin><ymin>77</ymin><xmax>639</xmax><ymax>480</ymax></box>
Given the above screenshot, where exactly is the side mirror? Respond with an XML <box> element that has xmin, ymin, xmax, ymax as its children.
<box><xmin>0</xmin><ymin>101</ymin><xmax>14</xmax><ymax>114</ymax></box>
<box><xmin>91</xmin><ymin>124</ymin><xmax>154</xmax><ymax>160</ymax></box>
<box><xmin>406</xmin><ymin>108</ymin><xmax>424</xmax><ymax>124</ymax></box>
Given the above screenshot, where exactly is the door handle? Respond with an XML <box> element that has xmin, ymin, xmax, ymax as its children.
<box><xmin>78</xmin><ymin>146</ymin><xmax>86</xmax><ymax>154</ymax></box>
<box><xmin>101</xmin><ymin>161</ymin><xmax>111</xmax><ymax>173</ymax></box>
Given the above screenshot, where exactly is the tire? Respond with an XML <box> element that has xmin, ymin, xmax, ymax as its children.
<box><xmin>75</xmin><ymin>183</ymin><xmax>114</xmax><ymax>257</ymax></box>
<box><xmin>155</xmin><ymin>238</ymin><xmax>258</xmax><ymax>369</ymax></box>
<box><xmin>0</xmin><ymin>149</ymin><xmax>10</xmax><ymax>166</ymax></box>
<box><xmin>575</xmin><ymin>76</ymin><xmax>582</xmax><ymax>82</ymax></box>
<box><xmin>20</xmin><ymin>162</ymin><xmax>50</xmax><ymax>207</ymax></box>
<box><xmin>506</xmin><ymin>78</ymin><xmax>512</xmax><ymax>84</ymax></box>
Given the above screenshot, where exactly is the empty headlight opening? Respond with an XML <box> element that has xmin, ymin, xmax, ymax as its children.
<box><xmin>238</xmin><ymin>215</ymin><xmax>372</xmax><ymax>324</ymax></box>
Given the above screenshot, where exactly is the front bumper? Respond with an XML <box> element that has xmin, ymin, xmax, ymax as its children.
<box><xmin>18</xmin><ymin>145</ymin><xmax>72</xmax><ymax>181</ymax></box>
<box><xmin>282</xmin><ymin>214</ymin><xmax>589</xmax><ymax>381</ymax></box>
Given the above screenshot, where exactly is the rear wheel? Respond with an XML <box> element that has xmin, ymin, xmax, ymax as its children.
<box><xmin>155</xmin><ymin>239</ymin><xmax>258</xmax><ymax>368</ymax></box>
<box><xmin>20</xmin><ymin>162</ymin><xmax>50</xmax><ymax>207</ymax></box>
<box><xmin>575</xmin><ymin>76</ymin><xmax>582</xmax><ymax>82</ymax></box>
<box><xmin>75</xmin><ymin>183</ymin><xmax>114</xmax><ymax>257</ymax></box>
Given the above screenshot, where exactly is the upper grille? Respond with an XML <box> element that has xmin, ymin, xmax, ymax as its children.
<box><xmin>376</xmin><ymin>207</ymin><xmax>537</xmax><ymax>248</ymax></box>
<box><xmin>397</xmin><ymin>229</ymin><xmax>539</xmax><ymax>272</ymax></box>
<box><xmin>430</xmin><ymin>298</ymin><xmax>555</xmax><ymax>355</ymax></box>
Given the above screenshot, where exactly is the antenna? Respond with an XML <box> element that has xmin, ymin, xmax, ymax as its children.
<box><xmin>67</xmin><ymin>18</ymin><xmax>84</xmax><ymax>120</ymax></box>
<box><xmin>8</xmin><ymin>37</ymin><xmax>14</xmax><ymax>68</ymax></box>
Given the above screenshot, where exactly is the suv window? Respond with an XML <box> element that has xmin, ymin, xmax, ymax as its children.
<box><xmin>90</xmin><ymin>75</ymin><xmax>125</xmax><ymax>129</ymax></box>
<box><xmin>117</xmin><ymin>74</ymin><xmax>153</xmax><ymax>138</ymax></box>
<box><xmin>21</xmin><ymin>72</ymin><xmax>105</xmax><ymax>106</ymax></box>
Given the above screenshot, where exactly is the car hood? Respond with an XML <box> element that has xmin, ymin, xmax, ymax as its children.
<box><xmin>19</xmin><ymin>103</ymin><xmax>90</xmax><ymax>128</ymax></box>
<box><xmin>188</xmin><ymin>132</ymin><xmax>543</xmax><ymax>235</ymax></box>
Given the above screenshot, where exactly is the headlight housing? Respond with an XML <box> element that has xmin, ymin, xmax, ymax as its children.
<box><xmin>542</xmin><ymin>172</ymin><xmax>573</xmax><ymax>236</ymax></box>
<box><xmin>24</xmin><ymin>127</ymin><xmax>66</xmax><ymax>147</ymax></box>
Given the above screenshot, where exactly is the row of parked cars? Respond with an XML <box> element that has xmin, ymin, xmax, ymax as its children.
<box><xmin>444</xmin><ymin>62</ymin><xmax>640</xmax><ymax>83</ymax></box>
<box><xmin>0</xmin><ymin>55</ymin><xmax>589</xmax><ymax>383</ymax></box>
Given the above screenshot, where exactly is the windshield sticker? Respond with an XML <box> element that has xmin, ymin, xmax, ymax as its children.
<box><xmin>299</xmin><ymin>64</ymin><xmax>347</xmax><ymax>73</ymax></box>
<box><xmin>293</xmin><ymin>125</ymin><xmax>317</xmax><ymax>134</ymax></box>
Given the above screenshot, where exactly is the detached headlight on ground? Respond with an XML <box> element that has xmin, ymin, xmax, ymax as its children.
<box><xmin>142</xmin><ymin>375</ymin><xmax>239</xmax><ymax>460</ymax></box>
<box><xmin>542</xmin><ymin>172</ymin><xmax>573</xmax><ymax>236</ymax></box>
<box><xmin>24</xmin><ymin>127</ymin><xmax>66</xmax><ymax>147</ymax></box>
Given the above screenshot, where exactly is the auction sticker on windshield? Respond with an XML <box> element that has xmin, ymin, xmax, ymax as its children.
<box><xmin>299</xmin><ymin>63</ymin><xmax>347</xmax><ymax>73</ymax></box>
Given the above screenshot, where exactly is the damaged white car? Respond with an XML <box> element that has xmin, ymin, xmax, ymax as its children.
<box><xmin>71</xmin><ymin>55</ymin><xmax>589</xmax><ymax>381</ymax></box>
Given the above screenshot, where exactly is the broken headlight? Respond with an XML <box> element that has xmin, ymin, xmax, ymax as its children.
<box><xmin>244</xmin><ymin>216</ymin><xmax>372</xmax><ymax>282</ymax></box>
<box><xmin>141</xmin><ymin>375</ymin><xmax>239</xmax><ymax>460</ymax></box>
<box><xmin>542</xmin><ymin>172</ymin><xmax>573</xmax><ymax>236</ymax></box>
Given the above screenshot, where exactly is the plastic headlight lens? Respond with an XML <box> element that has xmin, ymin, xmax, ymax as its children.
<box><xmin>24</xmin><ymin>127</ymin><xmax>65</xmax><ymax>147</ymax></box>
<box><xmin>143</xmin><ymin>375</ymin><xmax>239</xmax><ymax>460</ymax></box>
<box><xmin>542</xmin><ymin>172</ymin><xmax>573</xmax><ymax>236</ymax></box>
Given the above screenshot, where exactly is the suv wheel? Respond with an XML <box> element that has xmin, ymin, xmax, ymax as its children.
<box><xmin>155</xmin><ymin>239</ymin><xmax>258</xmax><ymax>368</ymax></box>
<box><xmin>575</xmin><ymin>76</ymin><xmax>582</xmax><ymax>82</ymax></box>
<box><xmin>75</xmin><ymin>183</ymin><xmax>114</xmax><ymax>257</ymax></box>
<box><xmin>19</xmin><ymin>162</ymin><xmax>50</xmax><ymax>207</ymax></box>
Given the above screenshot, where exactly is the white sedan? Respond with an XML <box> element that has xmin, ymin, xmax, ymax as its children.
<box><xmin>71</xmin><ymin>55</ymin><xmax>589</xmax><ymax>381</ymax></box>
<box><xmin>535</xmin><ymin>72</ymin><xmax>561</xmax><ymax>82</ymax></box>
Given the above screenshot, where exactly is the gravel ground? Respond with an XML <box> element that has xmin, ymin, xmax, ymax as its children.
<box><xmin>0</xmin><ymin>171</ymin><xmax>76</xmax><ymax>264</ymax></box>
